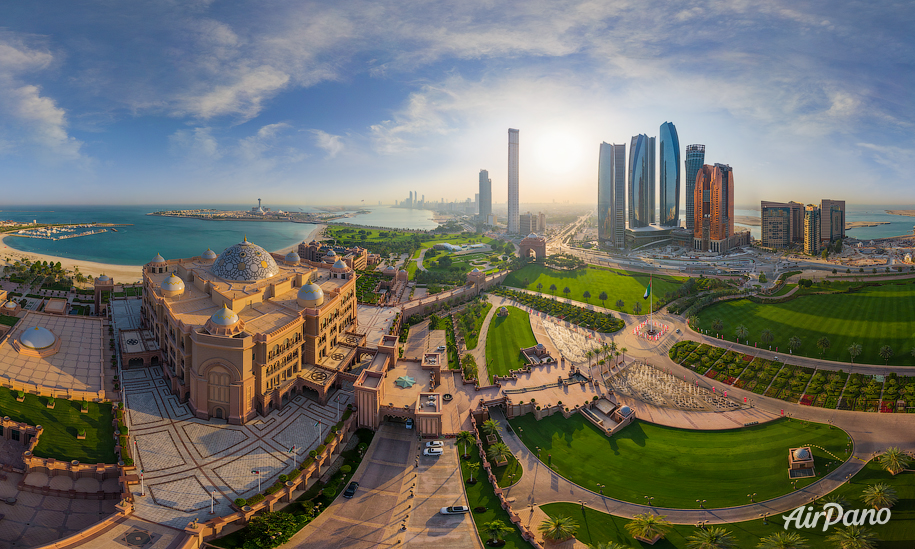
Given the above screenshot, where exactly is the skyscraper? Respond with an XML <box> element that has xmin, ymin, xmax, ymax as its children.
<box><xmin>805</xmin><ymin>205</ymin><xmax>821</xmax><ymax>255</ymax></box>
<box><xmin>508</xmin><ymin>129</ymin><xmax>520</xmax><ymax>234</ymax></box>
<box><xmin>820</xmin><ymin>199</ymin><xmax>845</xmax><ymax>243</ymax></box>
<box><xmin>598</xmin><ymin>142</ymin><xmax>626</xmax><ymax>248</ymax></box>
<box><xmin>628</xmin><ymin>134</ymin><xmax>655</xmax><ymax>229</ymax></box>
<box><xmin>693</xmin><ymin>163</ymin><xmax>734</xmax><ymax>253</ymax></box>
<box><xmin>761</xmin><ymin>201</ymin><xmax>794</xmax><ymax>249</ymax></box>
<box><xmin>659</xmin><ymin>122</ymin><xmax>680</xmax><ymax>227</ymax></box>
<box><xmin>478</xmin><ymin>169</ymin><xmax>492</xmax><ymax>221</ymax></box>
<box><xmin>684</xmin><ymin>144</ymin><xmax>705</xmax><ymax>231</ymax></box>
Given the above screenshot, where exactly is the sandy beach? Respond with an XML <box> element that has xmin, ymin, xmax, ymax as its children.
<box><xmin>0</xmin><ymin>224</ymin><xmax>325</xmax><ymax>285</ymax></box>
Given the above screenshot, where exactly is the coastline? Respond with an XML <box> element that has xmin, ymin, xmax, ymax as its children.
<box><xmin>0</xmin><ymin>224</ymin><xmax>325</xmax><ymax>285</ymax></box>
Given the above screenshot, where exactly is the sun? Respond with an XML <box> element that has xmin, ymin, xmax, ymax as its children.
<box><xmin>530</xmin><ymin>130</ymin><xmax>586</xmax><ymax>176</ymax></box>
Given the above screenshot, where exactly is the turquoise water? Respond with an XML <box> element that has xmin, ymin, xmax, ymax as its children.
<box><xmin>0</xmin><ymin>205</ymin><xmax>438</xmax><ymax>265</ymax></box>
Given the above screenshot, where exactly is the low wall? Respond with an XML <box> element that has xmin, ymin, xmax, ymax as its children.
<box><xmin>30</xmin><ymin>501</ymin><xmax>133</xmax><ymax>549</ymax></box>
<box><xmin>23</xmin><ymin>454</ymin><xmax>122</xmax><ymax>482</ymax></box>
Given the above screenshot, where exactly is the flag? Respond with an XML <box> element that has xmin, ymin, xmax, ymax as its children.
<box><xmin>252</xmin><ymin>469</ymin><xmax>260</xmax><ymax>475</ymax></box>
<box><xmin>289</xmin><ymin>445</ymin><xmax>296</xmax><ymax>453</ymax></box>
<box><xmin>643</xmin><ymin>276</ymin><xmax>651</xmax><ymax>300</ymax></box>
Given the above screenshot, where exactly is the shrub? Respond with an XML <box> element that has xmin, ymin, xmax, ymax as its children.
<box><xmin>234</xmin><ymin>498</ymin><xmax>247</xmax><ymax>507</ymax></box>
<box><xmin>340</xmin><ymin>465</ymin><xmax>351</xmax><ymax>474</ymax></box>
<box><xmin>288</xmin><ymin>469</ymin><xmax>301</xmax><ymax>481</ymax></box>
<box><xmin>316</xmin><ymin>445</ymin><xmax>327</xmax><ymax>454</ymax></box>
<box><xmin>122</xmin><ymin>457</ymin><xmax>134</xmax><ymax>467</ymax></box>
<box><xmin>247</xmin><ymin>494</ymin><xmax>265</xmax><ymax>505</ymax></box>
<box><xmin>278</xmin><ymin>474</ymin><xmax>288</xmax><ymax>483</ymax></box>
<box><xmin>16</xmin><ymin>390</ymin><xmax>25</xmax><ymax>398</ymax></box>
<box><xmin>324</xmin><ymin>433</ymin><xmax>335</xmax><ymax>445</ymax></box>
<box><xmin>323</xmin><ymin>488</ymin><xmax>336</xmax><ymax>499</ymax></box>
<box><xmin>301</xmin><ymin>457</ymin><xmax>316</xmax><ymax>469</ymax></box>
<box><xmin>265</xmin><ymin>483</ymin><xmax>283</xmax><ymax>495</ymax></box>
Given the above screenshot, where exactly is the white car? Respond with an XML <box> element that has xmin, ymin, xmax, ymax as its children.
<box><xmin>440</xmin><ymin>505</ymin><xmax>470</xmax><ymax>515</ymax></box>
<box><xmin>423</xmin><ymin>448</ymin><xmax>443</xmax><ymax>456</ymax></box>
<box><xmin>425</xmin><ymin>440</ymin><xmax>444</xmax><ymax>448</ymax></box>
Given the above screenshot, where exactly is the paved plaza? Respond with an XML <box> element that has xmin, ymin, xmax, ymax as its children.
<box><xmin>110</xmin><ymin>298</ymin><xmax>143</xmax><ymax>330</ymax></box>
<box><xmin>123</xmin><ymin>367</ymin><xmax>352</xmax><ymax>529</ymax></box>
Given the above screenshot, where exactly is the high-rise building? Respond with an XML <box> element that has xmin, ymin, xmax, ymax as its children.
<box><xmin>479</xmin><ymin>169</ymin><xmax>492</xmax><ymax>221</ymax></box>
<box><xmin>684</xmin><ymin>144</ymin><xmax>705</xmax><ymax>231</ymax></box>
<box><xmin>597</xmin><ymin>142</ymin><xmax>626</xmax><ymax>248</ymax></box>
<box><xmin>659</xmin><ymin>122</ymin><xmax>680</xmax><ymax>227</ymax></box>
<box><xmin>693</xmin><ymin>163</ymin><xmax>735</xmax><ymax>253</ymax></box>
<box><xmin>409</xmin><ymin>191</ymin><xmax>413</xmax><ymax>208</ymax></box>
<box><xmin>761</xmin><ymin>201</ymin><xmax>794</xmax><ymax>249</ymax></box>
<box><xmin>628</xmin><ymin>134</ymin><xmax>655</xmax><ymax>229</ymax></box>
<box><xmin>508</xmin><ymin>129</ymin><xmax>520</xmax><ymax>234</ymax></box>
<box><xmin>821</xmin><ymin>199</ymin><xmax>845</xmax><ymax>243</ymax></box>
<box><xmin>788</xmin><ymin>201</ymin><xmax>805</xmax><ymax>243</ymax></box>
<box><xmin>804</xmin><ymin>205</ymin><xmax>821</xmax><ymax>255</ymax></box>
<box><xmin>519</xmin><ymin>211</ymin><xmax>545</xmax><ymax>234</ymax></box>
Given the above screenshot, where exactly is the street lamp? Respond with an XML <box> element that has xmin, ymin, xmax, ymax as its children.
<box><xmin>596</xmin><ymin>483</ymin><xmax>604</xmax><ymax>495</ymax></box>
<box><xmin>748</xmin><ymin>492</ymin><xmax>756</xmax><ymax>503</ymax></box>
<box><xmin>644</xmin><ymin>496</ymin><xmax>654</xmax><ymax>506</ymax></box>
<box><xmin>696</xmin><ymin>499</ymin><xmax>706</xmax><ymax>509</ymax></box>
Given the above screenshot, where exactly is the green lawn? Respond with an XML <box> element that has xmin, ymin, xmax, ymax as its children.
<box><xmin>456</xmin><ymin>301</ymin><xmax>492</xmax><ymax>350</ymax></box>
<box><xmin>460</xmin><ymin>442</ymin><xmax>529</xmax><ymax>548</ymax></box>
<box><xmin>485</xmin><ymin>306</ymin><xmax>538</xmax><ymax>380</ymax></box>
<box><xmin>696</xmin><ymin>281</ymin><xmax>915</xmax><ymax>366</ymax></box>
<box><xmin>504</xmin><ymin>264</ymin><xmax>685</xmax><ymax>314</ymax></box>
<box><xmin>541</xmin><ymin>459</ymin><xmax>914</xmax><ymax>548</ymax></box>
<box><xmin>0</xmin><ymin>388</ymin><xmax>116</xmax><ymax>463</ymax></box>
<box><xmin>509</xmin><ymin>414</ymin><xmax>850</xmax><ymax>509</ymax></box>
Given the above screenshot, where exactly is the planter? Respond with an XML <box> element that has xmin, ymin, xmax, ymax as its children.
<box><xmin>15</xmin><ymin>396</ymin><xmax>24</xmax><ymax>403</ymax></box>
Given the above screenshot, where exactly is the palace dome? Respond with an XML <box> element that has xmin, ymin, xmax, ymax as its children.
<box><xmin>97</xmin><ymin>274</ymin><xmax>111</xmax><ymax>282</ymax></box>
<box><xmin>618</xmin><ymin>405</ymin><xmax>632</xmax><ymax>416</ymax></box>
<box><xmin>526</xmin><ymin>233</ymin><xmax>539</xmax><ymax>239</ymax></box>
<box><xmin>470</xmin><ymin>267</ymin><xmax>481</xmax><ymax>273</ymax></box>
<box><xmin>333</xmin><ymin>259</ymin><xmax>349</xmax><ymax>270</ymax></box>
<box><xmin>202</xmin><ymin>248</ymin><xmax>218</xmax><ymax>260</ymax></box>
<box><xmin>297</xmin><ymin>282</ymin><xmax>325</xmax><ymax>307</ymax></box>
<box><xmin>210</xmin><ymin>238</ymin><xmax>280</xmax><ymax>282</ymax></box>
<box><xmin>285</xmin><ymin>251</ymin><xmax>301</xmax><ymax>264</ymax></box>
<box><xmin>151</xmin><ymin>253</ymin><xmax>166</xmax><ymax>264</ymax></box>
<box><xmin>793</xmin><ymin>448</ymin><xmax>812</xmax><ymax>461</ymax></box>
<box><xmin>160</xmin><ymin>273</ymin><xmax>185</xmax><ymax>294</ymax></box>
<box><xmin>20</xmin><ymin>326</ymin><xmax>57</xmax><ymax>350</ymax></box>
<box><xmin>210</xmin><ymin>304</ymin><xmax>239</xmax><ymax>326</ymax></box>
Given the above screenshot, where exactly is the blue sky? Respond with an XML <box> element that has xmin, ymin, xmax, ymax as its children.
<box><xmin>0</xmin><ymin>0</ymin><xmax>912</xmax><ymax>207</ymax></box>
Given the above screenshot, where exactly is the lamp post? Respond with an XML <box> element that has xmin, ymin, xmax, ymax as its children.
<box><xmin>596</xmin><ymin>483</ymin><xmax>604</xmax><ymax>495</ymax></box>
<box><xmin>644</xmin><ymin>496</ymin><xmax>654</xmax><ymax>506</ymax></box>
<box><xmin>696</xmin><ymin>499</ymin><xmax>706</xmax><ymax>509</ymax></box>
<box><xmin>252</xmin><ymin>469</ymin><xmax>262</xmax><ymax>493</ymax></box>
<box><xmin>210</xmin><ymin>490</ymin><xmax>216</xmax><ymax>514</ymax></box>
<box><xmin>748</xmin><ymin>492</ymin><xmax>756</xmax><ymax>503</ymax></box>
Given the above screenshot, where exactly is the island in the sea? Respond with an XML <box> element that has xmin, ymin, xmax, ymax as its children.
<box><xmin>886</xmin><ymin>210</ymin><xmax>915</xmax><ymax>217</ymax></box>
<box><xmin>148</xmin><ymin>200</ymin><xmax>372</xmax><ymax>223</ymax></box>
<box><xmin>846</xmin><ymin>221</ymin><xmax>891</xmax><ymax>229</ymax></box>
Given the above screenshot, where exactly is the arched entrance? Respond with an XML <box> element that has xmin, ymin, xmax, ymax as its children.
<box><xmin>207</xmin><ymin>366</ymin><xmax>232</xmax><ymax>419</ymax></box>
<box><xmin>214</xmin><ymin>407</ymin><xmax>225</xmax><ymax>419</ymax></box>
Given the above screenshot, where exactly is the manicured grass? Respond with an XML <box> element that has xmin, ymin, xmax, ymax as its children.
<box><xmin>485</xmin><ymin>306</ymin><xmax>538</xmax><ymax>380</ymax></box>
<box><xmin>0</xmin><ymin>315</ymin><xmax>19</xmax><ymax>326</ymax></box>
<box><xmin>769</xmin><ymin>283</ymin><xmax>796</xmax><ymax>297</ymax></box>
<box><xmin>456</xmin><ymin>301</ymin><xmax>492</xmax><ymax>350</ymax></box>
<box><xmin>0</xmin><ymin>388</ymin><xmax>115</xmax><ymax>463</ymax></box>
<box><xmin>509</xmin><ymin>414</ymin><xmax>850</xmax><ymax>509</ymax></box>
<box><xmin>459</xmin><ymin>444</ymin><xmax>528</xmax><ymax>549</ymax></box>
<box><xmin>541</xmin><ymin>459</ymin><xmax>915</xmax><ymax>548</ymax></box>
<box><xmin>504</xmin><ymin>264</ymin><xmax>685</xmax><ymax>314</ymax></box>
<box><xmin>696</xmin><ymin>281</ymin><xmax>915</xmax><ymax>366</ymax></box>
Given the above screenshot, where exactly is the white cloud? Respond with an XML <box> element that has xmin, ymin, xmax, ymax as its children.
<box><xmin>169</xmin><ymin>127</ymin><xmax>220</xmax><ymax>160</ymax></box>
<box><xmin>308</xmin><ymin>129</ymin><xmax>344</xmax><ymax>158</ymax></box>
<box><xmin>178</xmin><ymin>65</ymin><xmax>290</xmax><ymax>120</ymax></box>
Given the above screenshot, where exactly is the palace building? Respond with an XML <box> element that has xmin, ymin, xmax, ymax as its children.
<box><xmin>141</xmin><ymin>238</ymin><xmax>373</xmax><ymax>424</ymax></box>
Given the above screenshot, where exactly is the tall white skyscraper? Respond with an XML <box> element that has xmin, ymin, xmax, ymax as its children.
<box><xmin>508</xmin><ymin>128</ymin><xmax>520</xmax><ymax>234</ymax></box>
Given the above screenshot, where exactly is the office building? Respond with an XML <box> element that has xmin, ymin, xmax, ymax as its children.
<box><xmin>693</xmin><ymin>163</ymin><xmax>746</xmax><ymax>253</ymax></box>
<box><xmin>659</xmin><ymin>122</ymin><xmax>680</xmax><ymax>227</ymax></box>
<box><xmin>508</xmin><ymin>129</ymin><xmax>520</xmax><ymax>234</ymax></box>
<box><xmin>804</xmin><ymin>205</ymin><xmax>821</xmax><ymax>255</ymax></box>
<box><xmin>628</xmin><ymin>134</ymin><xmax>655</xmax><ymax>229</ymax></box>
<box><xmin>479</xmin><ymin>170</ymin><xmax>492</xmax><ymax>221</ymax></box>
<box><xmin>519</xmin><ymin>211</ymin><xmax>545</xmax><ymax>234</ymax></box>
<box><xmin>684</xmin><ymin>144</ymin><xmax>705</xmax><ymax>231</ymax></box>
<box><xmin>760</xmin><ymin>201</ymin><xmax>794</xmax><ymax>249</ymax></box>
<box><xmin>597</xmin><ymin>142</ymin><xmax>626</xmax><ymax>248</ymax></box>
<box><xmin>821</xmin><ymin>199</ymin><xmax>845</xmax><ymax>243</ymax></box>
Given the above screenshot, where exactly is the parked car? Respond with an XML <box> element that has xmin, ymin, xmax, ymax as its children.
<box><xmin>440</xmin><ymin>505</ymin><xmax>470</xmax><ymax>515</ymax></box>
<box><xmin>436</xmin><ymin>345</ymin><xmax>446</xmax><ymax>352</ymax></box>
<box><xmin>425</xmin><ymin>440</ymin><xmax>444</xmax><ymax>448</ymax></box>
<box><xmin>343</xmin><ymin>481</ymin><xmax>359</xmax><ymax>499</ymax></box>
<box><xmin>406</xmin><ymin>418</ymin><xmax>414</xmax><ymax>429</ymax></box>
<box><xmin>423</xmin><ymin>448</ymin><xmax>443</xmax><ymax>456</ymax></box>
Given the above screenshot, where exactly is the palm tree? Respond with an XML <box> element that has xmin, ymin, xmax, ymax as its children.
<box><xmin>818</xmin><ymin>493</ymin><xmax>849</xmax><ymax>511</ymax></box>
<box><xmin>817</xmin><ymin>336</ymin><xmax>831</xmax><ymax>357</ymax></box>
<box><xmin>487</xmin><ymin>442</ymin><xmax>512</xmax><ymax>464</ymax></box>
<box><xmin>468</xmin><ymin>462</ymin><xmax>480</xmax><ymax>483</ymax></box>
<box><xmin>712</xmin><ymin>319</ymin><xmax>723</xmax><ymax>334</ymax></box>
<box><xmin>481</xmin><ymin>418</ymin><xmax>501</xmax><ymax>437</ymax></box>
<box><xmin>538</xmin><ymin>515</ymin><xmax>579</xmax><ymax>542</ymax></box>
<box><xmin>686</xmin><ymin>526</ymin><xmax>737</xmax><ymax>549</ymax></box>
<box><xmin>877</xmin><ymin>446</ymin><xmax>911</xmax><ymax>475</ymax></box>
<box><xmin>633</xmin><ymin>301</ymin><xmax>642</xmax><ymax>314</ymax></box>
<box><xmin>483</xmin><ymin>520</ymin><xmax>514</xmax><ymax>544</ymax></box>
<box><xmin>599</xmin><ymin>291</ymin><xmax>608</xmax><ymax>307</ymax></box>
<box><xmin>756</xmin><ymin>531</ymin><xmax>809</xmax><ymax>549</ymax></box>
<box><xmin>624</xmin><ymin>513</ymin><xmax>672</xmax><ymax>543</ymax></box>
<box><xmin>456</xmin><ymin>430</ymin><xmax>476</xmax><ymax>459</ymax></box>
<box><xmin>616</xmin><ymin>299</ymin><xmax>625</xmax><ymax>310</ymax></box>
<box><xmin>878</xmin><ymin>345</ymin><xmax>894</xmax><ymax>364</ymax></box>
<box><xmin>549</xmin><ymin>283</ymin><xmax>558</xmax><ymax>295</ymax></box>
<box><xmin>826</xmin><ymin>525</ymin><xmax>879</xmax><ymax>549</ymax></box>
<box><xmin>848</xmin><ymin>342</ymin><xmax>862</xmax><ymax>363</ymax></box>
<box><xmin>620</xmin><ymin>347</ymin><xmax>627</xmax><ymax>363</ymax></box>
<box><xmin>537</xmin><ymin>282</ymin><xmax>543</xmax><ymax>292</ymax></box>
<box><xmin>861</xmin><ymin>482</ymin><xmax>898</xmax><ymax>509</ymax></box>
<box><xmin>687</xmin><ymin>315</ymin><xmax>698</xmax><ymax>328</ymax></box>
<box><xmin>761</xmin><ymin>329</ymin><xmax>774</xmax><ymax>347</ymax></box>
<box><xmin>585</xmin><ymin>349</ymin><xmax>594</xmax><ymax>370</ymax></box>
<box><xmin>589</xmin><ymin>543</ymin><xmax>628</xmax><ymax>549</ymax></box>
<box><xmin>788</xmin><ymin>336</ymin><xmax>802</xmax><ymax>354</ymax></box>
<box><xmin>736</xmin><ymin>325</ymin><xmax>749</xmax><ymax>342</ymax></box>
<box><xmin>583</xmin><ymin>290</ymin><xmax>591</xmax><ymax>302</ymax></box>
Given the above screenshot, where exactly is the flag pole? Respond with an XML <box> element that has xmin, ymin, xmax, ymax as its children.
<box><xmin>649</xmin><ymin>273</ymin><xmax>653</xmax><ymax>334</ymax></box>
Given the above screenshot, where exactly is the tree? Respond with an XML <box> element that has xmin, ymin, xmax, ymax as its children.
<box><xmin>736</xmin><ymin>325</ymin><xmax>749</xmax><ymax>342</ymax></box>
<box><xmin>818</xmin><ymin>493</ymin><xmax>849</xmax><ymax>511</ymax></box>
<box><xmin>583</xmin><ymin>290</ymin><xmax>591</xmax><ymax>302</ymax></box>
<box><xmin>822</xmin><ymin>249</ymin><xmax>829</xmax><ymax>260</ymax></box>
<box><xmin>537</xmin><ymin>282</ymin><xmax>543</xmax><ymax>292</ymax></box>
<box><xmin>878</xmin><ymin>446</ymin><xmax>911</xmax><ymax>476</ymax></box>
<box><xmin>538</xmin><ymin>515</ymin><xmax>579</xmax><ymax>542</ymax></box>
<box><xmin>817</xmin><ymin>337</ymin><xmax>831</xmax><ymax>357</ymax></box>
<box><xmin>483</xmin><ymin>520</ymin><xmax>514</xmax><ymax>544</ymax></box>
<box><xmin>481</xmin><ymin>418</ymin><xmax>501</xmax><ymax>437</ymax></box>
<box><xmin>712</xmin><ymin>319</ymin><xmax>723</xmax><ymax>334</ymax></box>
<box><xmin>848</xmin><ymin>342</ymin><xmax>862</xmax><ymax>363</ymax></box>
<box><xmin>756</xmin><ymin>531</ymin><xmax>809</xmax><ymax>549</ymax></box>
<box><xmin>615</xmin><ymin>299</ymin><xmax>625</xmax><ymax>310</ymax></box>
<box><xmin>549</xmin><ymin>283</ymin><xmax>558</xmax><ymax>294</ymax></box>
<box><xmin>585</xmin><ymin>349</ymin><xmax>594</xmax><ymax>370</ymax></box>
<box><xmin>878</xmin><ymin>345</ymin><xmax>894</xmax><ymax>365</ymax></box>
<box><xmin>438</xmin><ymin>256</ymin><xmax>453</xmax><ymax>268</ymax></box>
<box><xmin>761</xmin><ymin>329</ymin><xmax>774</xmax><ymax>347</ymax></box>
<box><xmin>633</xmin><ymin>301</ymin><xmax>642</xmax><ymax>314</ymax></box>
<box><xmin>826</xmin><ymin>525</ymin><xmax>879</xmax><ymax>549</ymax></box>
<box><xmin>487</xmin><ymin>442</ymin><xmax>512</xmax><ymax>464</ymax></box>
<box><xmin>468</xmin><ymin>462</ymin><xmax>480</xmax><ymax>482</ymax></box>
<box><xmin>563</xmin><ymin>286</ymin><xmax>571</xmax><ymax>298</ymax></box>
<box><xmin>788</xmin><ymin>336</ymin><xmax>802</xmax><ymax>354</ymax></box>
<box><xmin>243</xmin><ymin>511</ymin><xmax>305</xmax><ymax>549</ymax></box>
<box><xmin>686</xmin><ymin>526</ymin><xmax>737</xmax><ymax>549</ymax></box>
<box><xmin>624</xmin><ymin>513</ymin><xmax>672</xmax><ymax>542</ymax></box>
<box><xmin>456</xmin><ymin>431</ymin><xmax>476</xmax><ymax>459</ymax></box>
<box><xmin>861</xmin><ymin>482</ymin><xmax>898</xmax><ymax>509</ymax></box>
<box><xmin>687</xmin><ymin>315</ymin><xmax>698</xmax><ymax>327</ymax></box>
<box><xmin>599</xmin><ymin>291</ymin><xmax>608</xmax><ymax>307</ymax></box>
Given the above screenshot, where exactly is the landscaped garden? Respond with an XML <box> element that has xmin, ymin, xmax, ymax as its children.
<box><xmin>503</xmin><ymin>263</ymin><xmax>685</xmax><ymax>314</ymax></box>
<box><xmin>484</xmin><ymin>306</ymin><xmax>538</xmax><ymax>380</ymax></box>
<box><xmin>454</xmin><ymin>299</ymin><xmax>492</xmax><ymax>350</ymax></box>
<box><xmin>490</xmin><ymin>287</ymin><xmax>624</xmax><ymax>333</ymax></box>
<box><xmin>0</xmin><ymin>388</ymin><xmax>115</xmax><ymax>463</ymax></box>
<box><xmin>509</xmin><ymin>413</ymin><xmax>850</xmax><ymax>509</ymax></box>
<box><xmin>695</xmin><ymin>280</ymin><xmax>915</xmax><ymax>366</ymax></box>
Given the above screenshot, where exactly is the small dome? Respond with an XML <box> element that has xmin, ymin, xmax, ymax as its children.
<box><xmin>325</xmin><ymin>249</ymin><xmax>337</xmax><ymax>257</ymax></box>
<box><xmin>160</xmin><ymin>273</ymin><xmax>185</xmax><ymax>294</ymax></box>
<box><xmin>383</xmin><ymin>265</ymin><xmax>396</xmax><ymax>273</ymax></box>
<box><xmin>210</xmin><ymin>304</ymin><xmax>239</xmax><ymax>326</ymax></box>
<box><xmin>793</xmin><ymin>448</ymin><xmax>812</xmax><ymax>461</ymax></box>
<box><xmin>333</xmin><ymin>259</ymin><xmax>349</xmax><ymax>270</ymax></box>
<box><xmin>210</xmin><ymin>238</ymin><xmax>280</xmax><ymax>282</ymax></box>
<box><xmin>619</xmin><ymin>405</ymin><xmax>632</xmax><ymax>416</ymax></box>
<box><xmin>526</xmin><ymin>233</ymin><xmax>538</xmax><ymax>239</ymax></box>
<box><xmin>202</xmin><ymin>248</ymin><xmax>218</xmax><ymax>260</ymax></box>
<box><xmin>20</xmin><ymin>326</ymin><xmax>57</xmax><ymax>350</ymax></box>
<box><xmin>398</xmin><ymin>269</ymin><xmax>407</xmax><ymax>275</ymax></box>
<box><xmin>285</xmin><ymin>251</ymin><xmax>301</xmax><ymax>264</ymax></box>
<box><xmin>297</xmin><ymin>282</ymin><xmax>325</xmax><ymax>307</ymax></box>
<box><xmin>97</xmin><ymin>274</ymin><xmax>111</xmax><ymax>282</ymax></box>
<box><xmin>470</xmin><ymin>268</ymin><xmax>481</xmax><ymax>273</ymax></box>
<box><xmin>3</xmin><ymin>301</ymin><xmax>17</xmax><ymax>309</ymax></box>
<box><xmin>151</xmin><ymin>253</ymin><xmax>166</xmax><ymax>264</ymax></box>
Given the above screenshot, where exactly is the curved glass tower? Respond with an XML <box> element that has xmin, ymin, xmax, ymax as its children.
<box><xmin>628</xmin><ymin>134</ymin><xmax>654</xmax><ymax>229</ymax></box>
<box><xmin>659</xmin><ymin>122</ymin><xmax>680</xmax><ymax>227</ymax></box>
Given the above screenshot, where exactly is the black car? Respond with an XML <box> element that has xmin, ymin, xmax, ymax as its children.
<box><xmin>343</xmin><ymin>481</ymin><xmax>359</xmax><ymax>499</ymax></box>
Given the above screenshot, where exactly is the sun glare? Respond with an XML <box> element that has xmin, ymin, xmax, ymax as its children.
<box><xmin>530</xmin><ymin>130</ymin><xmax>585</xmax><ymax>176</ymax></box>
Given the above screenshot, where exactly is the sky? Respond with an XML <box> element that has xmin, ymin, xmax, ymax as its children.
<box><xmin>0</xmin><ymin>0</ymin><xmax>912</xmax><ymax>207</ymax></box>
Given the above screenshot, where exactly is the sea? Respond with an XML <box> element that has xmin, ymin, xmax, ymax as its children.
<box><xmin>732</xmin><ymin>205</ymin><xmax>915</xmax><ymax>241</ymax></box>
<box><xmin>0</xmin><ymin>205</ymin><xmax>438</xmax><ymax>266</ymax></box>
